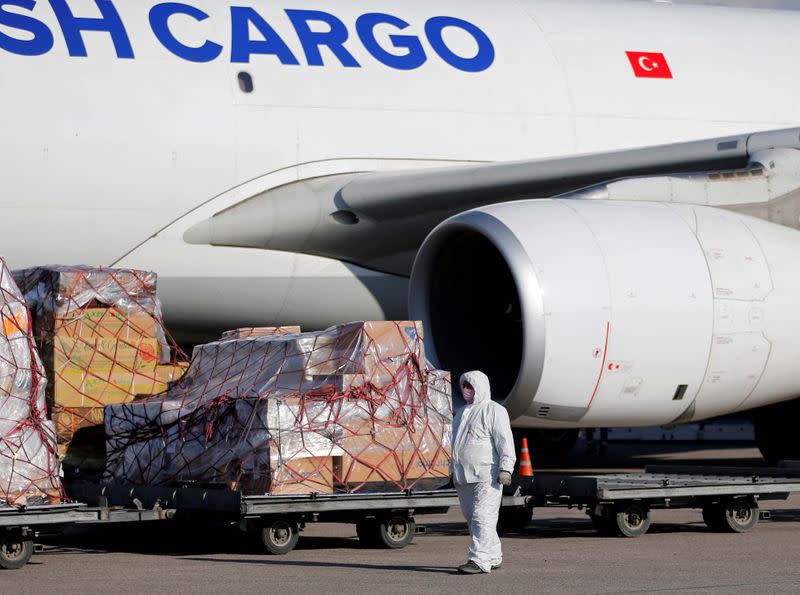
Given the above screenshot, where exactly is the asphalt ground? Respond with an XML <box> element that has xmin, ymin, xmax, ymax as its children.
<box><xmin>10</xmin><ymin>442</ymin><xmax>800</xmax><ymax>594</ymax></box>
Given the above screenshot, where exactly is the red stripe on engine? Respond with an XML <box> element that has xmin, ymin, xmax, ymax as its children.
<box><xmin>588</xmin><ymin>322</ymin><xmax>610</xmax><ymax>408</ymax></box>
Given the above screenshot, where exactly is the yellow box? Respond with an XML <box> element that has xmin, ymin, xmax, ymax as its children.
<box><xmin>155</xmin><ymin>362</ymin><xmax>189</xmax><ymax>385</ymax></box>
<box><xmin>53</xmin><ymin>336</ymin><xmax>160</xmax><ymax>372</ymax></box>
<box><xmin>55</xmin><ymin>307</ymin><xmax>158</xmax><ymax>340</ymax></box>
<box><xmin>53</xmin><ymin>367</ymin><xmax>168</xmax><ymax>408</ymax></box>
<box><xmin>51</xmin><ymin>406</ymin><xmax>105</xmax><ymax>444</ymax></box>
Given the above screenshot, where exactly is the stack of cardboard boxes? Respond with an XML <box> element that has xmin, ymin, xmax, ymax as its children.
<box><xmin>13</xmin><ymin>266</ymin><xmax>189</xmax><ymax>471</ymax></box>
<box><xmin>105</xmin><ymin>321</ymin><xmax>452</xmax><ymax>496</ymax></box>
<box><xmin>47</xmin><ymin>306</ymin><xmax>187</xmax><ymax>450</ymax></box>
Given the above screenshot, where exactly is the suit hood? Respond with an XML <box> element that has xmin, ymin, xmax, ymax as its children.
<box><xmin>459</xmin><ymin>370</ymin><xmax>491</xmax><ymax>405</ymax></box>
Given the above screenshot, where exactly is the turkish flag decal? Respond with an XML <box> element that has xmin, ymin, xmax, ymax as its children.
<box><xmin>626</xmin><ymin>51</ymin><xmax>672</xmax><ymax>79</ymax></box>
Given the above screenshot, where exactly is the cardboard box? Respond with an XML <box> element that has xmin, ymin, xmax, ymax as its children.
<box><xmin>53</xmin><ymin>336</ymin><xmax>160</xmax><ymax>371</ymax></box>
<box><xmin>55</xmin><ymin>307</ymin><xmax>158</xmax><ymax>340</ymax></box>
<box><xmin>303</xmin><ymin>321</ymin><xmax>424</xmax><ymax>377</ymax></box>
<box><xmin>361</xmin><ymin>321</ymin><xmax>424</xmax><ymax>371</ymax></box>
<box><xmin>53</xmin><ymin>367</ymin><xmax>169</xmax><ymax>407</ymax></box>
<box><xmin>268</xmin><ymin>456</ymin><xmax>334</xmax><ymax>495</ymax></box>
<box><xmin>220</xmin><ymin>326</ymin><xmax>301</xmax><ymax>340</ymax></box>
<box><xmin>333</xmin><ymin>422</ymin><xmax>450</xmax><ymax>489</ymax></box>
<box><xmin>309</xmin><ymin>373</ymin><xmax>400</xmax><ymax>394</ymax></box>
<box><xmin>152</xmin><ymin>362</ymin><xmax>189</xmax><ymax>387</ymax></box>
<box><xmin>51</xmin><ymin>406</ymin><xmax>105</xmax><ymax>444</ymax></box>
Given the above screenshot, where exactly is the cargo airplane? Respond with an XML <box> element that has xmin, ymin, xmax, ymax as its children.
<box><xmin>3</xmin><ymin>0</ymin><xmax>800</xmax><ymax>458</ymax></box>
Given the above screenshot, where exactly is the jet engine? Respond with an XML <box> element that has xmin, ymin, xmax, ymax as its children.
<box><xmin>409</xmin><ymin>199</ymin><xmax>800</xmax><ymax>429</ymax></box>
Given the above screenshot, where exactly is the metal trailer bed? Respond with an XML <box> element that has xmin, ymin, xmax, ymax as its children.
<box><xmin>0</xmin><ymin>481</ymin><xmax>520</xmax><ymax>568</ymax></box>
<box><xmin>3</xmin><ymin>465</ymin><xmax>800</xmax><ymax>569</ymax></box>
<box><xmin>64</xmin><ymin>480</ymin><xmax>528</xmax><ymax>556</ymax></box>
<box><xmin>0</xmin><ymin>480</ymin><xmax>530</xmax><ymax>569</ymax></box>
<box><xmin>521</xmin><ymin>465</ymin><xmax>800</xmax><ymax>537</ymax></box>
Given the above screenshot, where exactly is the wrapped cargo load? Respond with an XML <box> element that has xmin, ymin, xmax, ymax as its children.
<box><xmin>105</xmin><ymin>321</ymin><xmax>452</xmax><ymax>495</ymax></box>
<box><xmin>220</xmin><ymin>326</ymin><xmax>301</xmax><ymax>340</ymax></box>
<box><xmin>0</xmin><ymin>258</ymin><xmax>62</xmax><ymax>506</ymax></box>
<box><xmin>13</xmin><ymin>266</ymin><xmax>189</xmax><ymax>472</ymax></box>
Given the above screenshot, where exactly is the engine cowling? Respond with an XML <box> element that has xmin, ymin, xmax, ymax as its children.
<box><xmin>409</xmin><ymin>199</ymin><xmax>800</xmax><ymax>428</ymax></box>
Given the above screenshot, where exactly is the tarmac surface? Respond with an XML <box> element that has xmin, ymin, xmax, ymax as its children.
<box><xmin>12</xmin><ymin>442</ymin><xmax>800</xmax><ymax>594</ymax></box>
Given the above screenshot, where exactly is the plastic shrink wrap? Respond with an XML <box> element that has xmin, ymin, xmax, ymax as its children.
<box><xmin>105</xmin><ymin>321</ymin><xmax>452</xmax><ymax>495</ymax></box>
<box><xmin>0</xmin><ymin>258</ymin><xmax>62</xmax><ymax>506</ymax></box>
<box><xmin>220</xmin><ymin>327</ymin><xmax>301</xmax><ymax>340</ymax></box>
<box><xmin>13</xmin><ymin>266</ymin><xmax>189</xmax><ymax>472</ymax></box>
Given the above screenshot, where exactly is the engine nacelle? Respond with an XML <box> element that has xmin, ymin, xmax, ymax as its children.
<box><xmin>409</xmin><ymin>199</ymin><xmax>800</xmax><ymax>428</ymax></box>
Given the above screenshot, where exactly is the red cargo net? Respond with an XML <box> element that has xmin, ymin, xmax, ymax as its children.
<box><xmin>105</xmin><ymin>321</ymin><xmax>453</xmax><ymax>495</ymax></box>
<box><xmin>0</xmin><ymin>259</ymin><xmax>62</xmax><ymax>506</ymax></box>
<box><xmin>13</xmin><ymin>266</ymin><xmax>190</xmax><ymax>474</ymax></box>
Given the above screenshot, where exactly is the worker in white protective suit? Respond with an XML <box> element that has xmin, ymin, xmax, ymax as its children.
<box><xmin>451</xmin><ymin>370</ymin><xmax>516</xmax><ymax>575</ymax></box>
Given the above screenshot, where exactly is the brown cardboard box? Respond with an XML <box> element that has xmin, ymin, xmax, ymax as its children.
<box><xmin>55</xmin><ymin>307</ymin><xmax>158</xmax><ymax>340</ymax></box>
<box><xmin>269</xmin><ymin>456</ymin><xmax>334</xmax><ymax>495</ymax></box>
<box><xmin>54</xmin><ymin>336</ymin><xmax>160</xmax><ymax>371</ymax></box>
<box><xmin>334</xmin><ymin>421</ymin><xmax>450</xmax><ymax>488</ymax></box>
<box><xmin>220</xmin><ymin>326</ymin><xmax>301</xmax><ymax>340</ymax></box>
<box><xmin>308</xmin><ymin>374</ymin><xmax>386</xmax><ymax>394</ymax></box>
<box><xmin>303</xmin><ymin>321</ymin><xmax>424</xmax><ymax>377</ymax></box>
<box><xmin>362</xmin><ymin>320</ymin><xmax>424</xmax><ymax>365</ymax></box>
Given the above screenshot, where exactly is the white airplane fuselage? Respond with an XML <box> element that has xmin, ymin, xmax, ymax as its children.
<box><xmin>3</xmin><ymin>0</ymin><xmax>800</xmax><ymax>428</ymax></box>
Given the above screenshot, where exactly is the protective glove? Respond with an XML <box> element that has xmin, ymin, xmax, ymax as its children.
<box><xmin>497</xmin><ymin>470</ymin><xmax>512</xmax><ymax>486</ymax></box>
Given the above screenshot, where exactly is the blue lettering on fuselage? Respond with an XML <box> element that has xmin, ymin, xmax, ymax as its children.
<box><xmin>51</xmin><ymin>0</ymin><xmax>133</xmax><ymax>58</ymax></box>
<box><xmin>150</xmin><ymin>3</ymin><xmax>221</xmax><ymax>63</ymax></box>
<box><xmin>0</xmin><ymin>0</ymin><xmax>495</xmax><ymax>72</ymax></box>
<box><xmin>356</xmin><ymin>13</ymin><xmax>426</xmax><ymax>71</ymax></box>
<box><xmin>230</xmin><ymin>6</ymin><xmax>299</xmax><ymax>64</ymax></box>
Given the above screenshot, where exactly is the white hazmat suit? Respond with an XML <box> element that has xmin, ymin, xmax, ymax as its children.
<box><xmin>451</xmin><ymin>370</ymin><xmax>516</xmax><ymax>573</ymax></box>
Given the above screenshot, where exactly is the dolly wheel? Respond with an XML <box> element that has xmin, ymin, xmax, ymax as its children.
<box><xmin>0</xmin><ymin>538</ymin><xmax>34</xmax><ymax>570</ymax></box>
<box><xmin>259</xmin><ymin>519</ymin><xmax>300</xmax><ymax>555</ymax></box>
<box><xmin>615</xmin><ymin>503</ymin><xmax>651</xmax><ymax>538</ymax></box>
<box><xmin>722</xmin><ymin>499</ymin><xmax>759</xmax><ymax>533</ymax></box>
<box><xmin>377</xmin><ymin>516</ymin><xmax>416</xmax><ymax>549</ymax></box>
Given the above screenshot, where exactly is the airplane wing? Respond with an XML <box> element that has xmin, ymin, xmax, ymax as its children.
<box><xmin>184</xmin><ymin>127</ymin><xmax>800</xmax><ymax>275</ymax></box>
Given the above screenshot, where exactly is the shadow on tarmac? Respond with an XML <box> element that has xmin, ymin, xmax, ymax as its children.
<box><xmin>178</xmin><ymin>557</ymin><xmax>458</xmax><ymax>574</ymax></box>
<box><xmin>422</xmin><ymin>517</ymin><xmax>718</xmax><ymax>541</ymax></box>
<box><xmin>535</xmin><ymin>441</ymin><xmax>766</xmax><ymax>472</ymax></box>
<box><xmin>40</xmin><ymin>522</ymin><xmax>415</xmax><ymax>557</ymax></box>
<box><xmin>765</xmin><ymin>509</ymin><xmax>800</xmax><ymax>523</ymax></box>
<box><xmin>40</xmin><ymin>522</ymin><xmax>265</xmax><ymax>557</ymax></box>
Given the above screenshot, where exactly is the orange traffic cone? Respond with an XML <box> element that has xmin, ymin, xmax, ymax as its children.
<box><xmin>518</xmin><ymin>437</ymin><xmax>533</xmax><ymax>476</ymax></box>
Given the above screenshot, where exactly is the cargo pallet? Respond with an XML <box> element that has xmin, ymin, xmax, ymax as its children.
<box><xmin>3</xmin><ymin>465</ymin><xmax>800</xmax><ymax>569</ymax></box>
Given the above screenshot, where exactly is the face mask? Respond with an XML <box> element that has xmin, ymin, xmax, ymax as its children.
<box><xmin>462</xmin><ymin>387</ymin><xmax>475</xmax><ymax>403</ymax></box>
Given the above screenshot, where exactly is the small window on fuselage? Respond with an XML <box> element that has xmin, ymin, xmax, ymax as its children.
<box><xmin>238</xmin><ymin>72</ymin><xmax>254</xmax><ymax>93</ymax></box>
